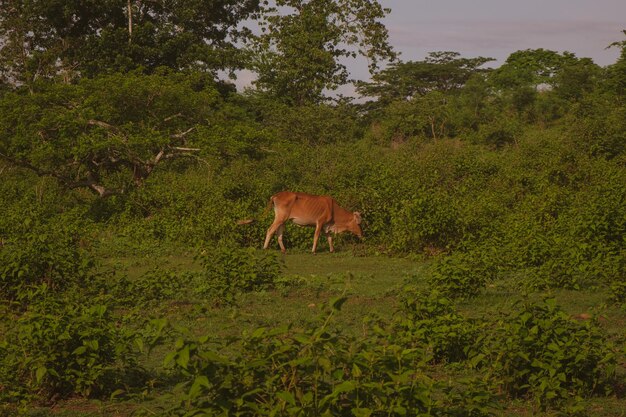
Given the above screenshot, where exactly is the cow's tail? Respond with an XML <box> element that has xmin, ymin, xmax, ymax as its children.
<box><xmin>236</xmin><ymin>195</ymin><xmax>275</xmax><ymax>226</ymax></box>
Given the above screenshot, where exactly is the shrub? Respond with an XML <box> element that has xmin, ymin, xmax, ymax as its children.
<box><xmin>609</xmin><ymin>274</ymin><xmax>626</xmax><ymax>305</ymax></box>
<box><xmin>398</xmin><ymin>288</ymin><xmax>480</xmax><ymax>363</ymax></box>
<box><xmin>428</xmin><ymin>251</ymin><xmax>498</xmax><ymax>299</ymax></box>
<box><xmin>163</xmin><ymin>297</ymin><xmax>494</xmax><ymax>416</ymax></box>
<box><xmin>366</xmin><ymin>100</ymin><xmax>425</xmax><ymax>145</ymax></box>
<box><xmin>473</xmin><ymin>116</ymin><xmax>522</xmax><ymax>148</ymax></box>
<box><xmin>480</xmin><ymin>297</ymin><xmax>616</xmax><ymax>409</ymax></box>
<box><xmin>390</xmin><ymin>193</ymin><xmax>461</xmax><ymax>254</ymax></box>
<box><xmin>88</xmin><ymin>268</ymin><xmax>195</xmax><ymax>308</ymax></box>
<box><xmin>0</xmin><ymin>290</ymin><xmax>143</xmax><ymax>402</ymax></box>
<box><xmin>0</xmin><ymin>216</ymin><xmax>95</xmax><ymax>305</ymax></box>
<box><xmin>194</xmin><ymin>245</ymin><xmax>283</xmax><ymax>304</ymax></box>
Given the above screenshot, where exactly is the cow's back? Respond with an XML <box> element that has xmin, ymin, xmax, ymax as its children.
<box><xmin>273</xmin><ymin>192</ymin><xmax>333</xmax><ymax>225</ymax></box>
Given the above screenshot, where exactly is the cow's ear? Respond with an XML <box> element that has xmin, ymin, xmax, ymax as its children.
<box><xmin>354</xmin><ymin>212</ymin><xmax>362</xmax><ymax>224</ymax></box>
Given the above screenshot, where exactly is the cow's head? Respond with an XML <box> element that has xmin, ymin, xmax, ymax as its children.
<box><xmin>351</xmin><ymin>211</ymin><xmax>363</xmax><ymax>238</ymax></box>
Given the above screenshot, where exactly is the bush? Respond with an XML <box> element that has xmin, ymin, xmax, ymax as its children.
<box><xmin>473</xmin><ymin>117</ymin><xmax>522</xmax><ymax>148</ymax></box>
<box><xmin>480</xmin><ymin>298</ymin><xmax>616</xmax><ymax>409</ymax></box>
<box><xmin>390</xmin><ymin>192</ymin><xmax>461</xmax><ymax>254</ymax></box>
<box><xmin>428</xmin><ymin>251</ymin><xmax>498</xmax><ymax>299</ymax></box>
<box><xmin>398</xmin><ymin>288</ymin><xmax>480</xmax><ymax>363</ymax></box>
<box><xmin>194</xmin><ymin>245</ymin><xmax>283</xmax><ymax>304</ymax></box>
<box><xmin>88</xmin><ymin>267</ymin><xmax>195</xmax><ymax>308</ymax></box>
<box><xmin>163</xmin><ymin>297</ymin><xmax>494</xmax><ymax>416</ymax></box>
<box><xmin>609</xmin><ymin>276</ymin><xmax>626</xmax><ymax>306</ymax></box>
<box><xmin>0</xmin><ymin>291</ymin><xmax>143</xmax><ymax>402</ymax></box>
<box><xmin>0</xmin><ymin>216</ymin><xmax>95</xmax><ymax>305</ymax></box>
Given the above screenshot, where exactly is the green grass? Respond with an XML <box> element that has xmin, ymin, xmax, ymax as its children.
<box><xmin>15</xmin><ymin>249</ymin><xmax>626</xmax><ymax>417</ymax></box>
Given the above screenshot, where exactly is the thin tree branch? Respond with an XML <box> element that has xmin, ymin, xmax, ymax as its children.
<box><xmin>87</xmin><ymin>119</ymin><xmax>119</xmax><ymax>132</ymax></box>
<box><xmin>171</xmin><ymin>127</ymin><xmax>196</xmax><ymax>139</ymax></box>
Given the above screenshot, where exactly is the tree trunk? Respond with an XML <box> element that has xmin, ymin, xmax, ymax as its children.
<box><xmin>127</xmin><ymin>0</ymin><xmax>133</xmax><ymax>44</ymax></box>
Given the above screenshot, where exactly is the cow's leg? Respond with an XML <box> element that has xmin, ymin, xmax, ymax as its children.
<box><xmin>276</xmin><ymin>224</ymin><xmax>286</xmax><ymax>254</ymax></box>
<box><xmin>264</xmin><ymin>221</ymin><xmax>283</xmax><ymax>250</ymax></box>
<box><xmin>312</xmin><ymin>223</ymin><xmax>323</xmax><ymax>254</ymax></box>
<box><xmin>326</xmin><ymin>233</ymin><xmax>334</xmax><ymax>253</ymax></box>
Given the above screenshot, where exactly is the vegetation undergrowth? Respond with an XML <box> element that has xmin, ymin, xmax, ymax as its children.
<box><xmin>1</xmin><ymin>5</ymin><xmax>626</xmax><ymax>415</ymax></box>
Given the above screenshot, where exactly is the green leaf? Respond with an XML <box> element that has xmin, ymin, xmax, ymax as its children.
<box><xmin>333</xmin><ymin>380</ymin><xmax>356</xmax><ymax>395</ymax></box>
<box><xmin>72</xmin><ymin>346</ymin><xmax>87</xmax><ymax>355</ymax></box>
<box><xmin>110</xmin><ymin>389</ymin><xmax>125</xmax><ymax>400</ymax></box>
<box><xmin>189</xmin><ymin>375</ymin><xmax>210</xmax><ymax>398</ymax></box>
<box><xmin>276</xmin><ymin>391</ymin><xmax>296</xmax><ymax>406</ymax></box>
<box><xmin>331</xmin><ymin>296</ymin><xmax>348</xmax><ymax>311</ymax></box>
<box><xmin>176</xmin><ymin>345</ymin><xmax>190</xmax><ymax>369</ymax></box>
<box><xmin>544</xmin><ymin>297</ymin><xmax>557</xmax><ymax>310</ymax></box>
<box><xmin>35</xmin><ymin>366</ymin><xmax>47</xmax><ymax>383</ymax></box>
<box><xmin>318</xmin><ymin>357</ymin><xmax>332</xmax><ymax>372</ymax></box>
<box><xmin>251</xmin><ymin>327</ymin><xmax>267</xmax><ymax>339</ymax></box>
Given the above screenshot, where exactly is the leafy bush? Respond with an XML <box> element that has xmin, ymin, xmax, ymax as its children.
<box><xmin>254</xmin><ymin>99</ymin><xmax>363</xmax><ymax>145</ymax></box>
<box><xmin>194</xmin><ymin>246</ymin><xmax>283</xmax><ymax>304</ymax></box>
<box><xmin>390</xmin><ymin>193</ymin><xmax>461</xmax><ymax>253</ymax></box>
<box><xmin>366</xmin><ymin>100</ymin><xmax>425</xmax><ymax>145</ymax></box>
<box><xmin>568</xmin><ymin>96</ymin><xmax>626</xmax><ymax>160</ymax></box>
<box><xmin>398</xmin><ymin>288</ymin><xmax>480</xmax><ymax>363</ymax></box>
<box><xmin>428</xmin><ymin>251</ymin><xmax>498</xmax><ymax>299</ymax></box>
<box><xmin>0</xmin><ymin>215</ymin><xmax>95</xmax><ymax>305</ymax></box>
<box><xmin>609</xmin><ymin>276</ymin><xmax>626</xmax><ymax>306</ymax></box>
<box><xmin>0</xmin><ymin>291</ymin><xmax>143</xmax><ymax>402</ymax></box>
<box><xmin>473</xmin><ymin>116</ymin><xmax>522</xmax><ymax>148</ymax></box>
<box><xmin>479</xmin><ymin>298</ymin><xmax>616</xmax><ymax>409</ymax></box>
<box><xmin>88</xmin><ymin>267</ymin><xmax>195</xmax><ymax>308</ymax></box>
<box><xmin>163</xmin><ymin>297</ymin><xmax>494</xmax><ymax>416</ymax></box>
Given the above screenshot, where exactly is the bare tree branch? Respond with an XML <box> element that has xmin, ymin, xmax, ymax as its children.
<box><xmin>87</xmin><ymin>119</ymin><xmax>119</xmax><ymax>131</ymax></box>
<box><xmin>163</xmin><ymin>112</ymin><xmax>183</xmax><ymax>122</ymax></box>
<box><xmin>171</xmin><ymin>127</ymin><xmax>195</xmax><ymax>139</ymax></box>
<box><xmin>170</xmin><ymin>146</ymin><xmax>200</xmax><ymax>152</ymax></box>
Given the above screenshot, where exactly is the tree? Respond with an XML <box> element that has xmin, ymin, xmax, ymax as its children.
<box><xmin>489</xmin><ymin>49</ymin><xmax>601</xmax><ymax>117</ymax></box>
<box><xmin>356</xmin><ymin>52</ymin><xmax>493</xmax><ymax>106</ymax></box>
<box><xmin>249</xmin><ymin>0</ymin><xmax>396</xmax><ymax>105</ymax></box>
<box><xmin>489</xmin><ymin>49</ymin><xmax>595</xmax><ymax>91</ymax></box>
<box><xmin>0</xmin><ymin>0</ymin><xmax>260</xmax><ymax>86</ymax></box>
<box><xmin>606</xmin><ymin>30</ymin><xmax>626</xmax><ymax>101</ymax></box>
<box><xmin>0</xmin><ymin>71</ymin><xmax>220</xmax><ymax>197</ymax></box>
<box><xmin>552</xmin><ymin>57</ymin><xmax>600</xmax><ymax>101</ymax></box>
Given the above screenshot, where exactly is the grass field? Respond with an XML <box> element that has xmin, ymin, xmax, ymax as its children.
<box><xmin>20</xmin><ymin>248</ymin><xmax>626</xmax><ymax>417</ymax></box>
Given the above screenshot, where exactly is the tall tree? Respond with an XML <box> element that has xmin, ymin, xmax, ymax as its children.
<box><xmin>249</xmin><ymin>0</ymin><xmax>396</xmax><ymax>105</ymax></box>
<box><xmin>552</xmin><ymin>57</ymin><xmax>600</xmax><ymax>101</ymax></box>
<box><xmin>0</xmin><ymin>0</ymin><xmax>259</xmax><ymax>86</ymax></box>
<box><xmin>489</xmin><ymin>49</ymin><xmax>601</xmax><ymax>115</ymax></box>
<box><xmin>356</xmin><ymin>52</ymin><xmax>494</xmax><ymax>105</ymax></box>
<box><xmin>490</xmin><ymin>48</ymin><xmax>585</xmax><ymax>90</ymax></box>
<box><xmin>606</xmin><ymin>30</ymin><xmax>626</xmax><ymax>101</ymax></box>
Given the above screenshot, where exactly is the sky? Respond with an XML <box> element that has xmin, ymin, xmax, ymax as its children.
<box><xmin>236</xmin><ymin>0</ymin><xmax>626</xmax><ymax>94</ymax></box>
<box><xmin>382</xmin><ymin>0</ymin><xmax>625</xmax><ymax>67</ymax></box>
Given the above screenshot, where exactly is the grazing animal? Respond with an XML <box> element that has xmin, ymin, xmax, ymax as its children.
<box><xmin>263</xmin><ymin>191</ymin><xmax>362</xmax><ymax>254</ymax></box>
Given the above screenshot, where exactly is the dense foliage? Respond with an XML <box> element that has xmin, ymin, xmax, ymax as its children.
<box><xmin>1</xmin><ymin>3</ymin><xmax>625</xmax><ymax>415</ymax></box>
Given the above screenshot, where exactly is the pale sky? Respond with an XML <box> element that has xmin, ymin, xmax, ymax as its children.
<box><xmin>382</xmin><ymin>0</ymin><xmax>625</xmax><ymax>67</ymax></box>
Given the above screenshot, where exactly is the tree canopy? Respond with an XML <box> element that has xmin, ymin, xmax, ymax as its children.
<box><xmin>356</xmin><ymin>52</ymin><xmax>494</xmax><ymax>105</ymax></box>
<box><xmin>0</xmin><ymin>71</ymin><xmax>220</xmax><ymax>197</ymax></box>
<box><xmin>249</xmin><ymin>0</ymin><xmax>396</xmax><ymax>104</ymax></box>
<box><xmin>0</xmin><ymin>0</ymin><xmax>260</xmax><ymax>85</ymax></box>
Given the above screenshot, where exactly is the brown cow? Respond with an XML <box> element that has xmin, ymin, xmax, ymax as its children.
<box><xmin>263</xmin><ymin>191</ymin><xmax>362</xmax><ymax>254</ymax></box>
